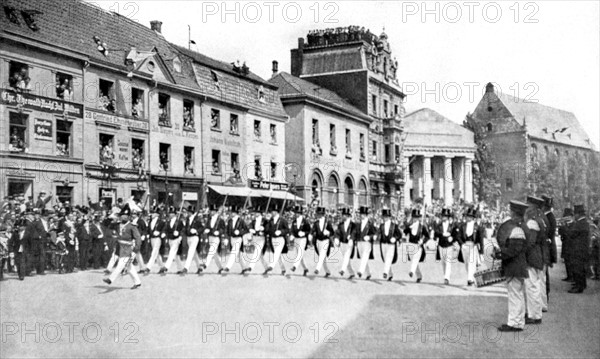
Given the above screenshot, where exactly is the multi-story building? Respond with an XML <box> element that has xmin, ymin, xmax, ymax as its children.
<box><xmin>270</xmin><ymin>71</ymin><xmax>371</xmax><ymax>209</ymax></box>
<box><xmin>290</xmin><ymin>27</ymin><xmax>406</xmax><ymax>210</ymax></box>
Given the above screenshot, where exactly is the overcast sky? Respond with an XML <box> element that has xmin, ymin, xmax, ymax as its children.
<box><xmin>87</xmin><ymin>0</ymin><xmax>600</xmax><ymax>148</ymax></box>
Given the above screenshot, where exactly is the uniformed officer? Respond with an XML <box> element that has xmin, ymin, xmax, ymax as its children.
<box><xmin>289</xmin><ymin>205</ymin><xmax>311</xmax><ymax>276</ymax></box>
<box><xmin>103</xmin><ymin>205</ymin><xmax>142</xmax><ymax>289</ymax></box>
<box><xmin>377</xmin><ymin>208</ymin><xmax>401</xmax><ymax>281</ymax></box>
<box><xmin>495</xmin><ymin>200</ymin><xmax>529</xmax><ymax>332</ymax></box>
<box><xmin>433</xmin><ymin>208</ymin><xmax>461</xmax><ymax>285</ymax></box>
<box><xmin>523</xmin><ymin>196</ymin><xmax>546</xmax><ymax>325</ymax></box>
<box><xmin>558</xmin><ymin>207</ymin><xmax>574</xmax><ymax>282</ymax></box>
<box><xmin>309</xmin><ymin>206</ymin><xmax>334</xmax><ymax>277</ymax></box>
<box><xmin>356</xmin><ymin>206</ymin><xmax>375</xmax><ymax>280</ymax></box>
<box><xmin>335</xmin><ymin>207</ymin><xmax>357</xmax><ymax>279</ymax></box>
<box><xmin>540</xmin><ymin>195</ymin><xmax>558</xmax><ymax>310</ymax></box>
<box><xmin>131</xmin><ymin>208</ymin><xmax>149</xmax><ymax>274</ymax></box>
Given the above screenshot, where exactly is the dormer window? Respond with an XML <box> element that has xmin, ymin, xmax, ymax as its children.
<box><xmin>257</xmin><ymin>86</ymin><xmax>266</xmax><ymax>103</ymax></box>
<box><xmin>173</xmin><ymin>57</ymin><xmax>181</xmax><ymax>73</ymax></box>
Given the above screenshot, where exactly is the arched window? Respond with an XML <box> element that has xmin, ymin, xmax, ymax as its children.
<box><xmin>486</xmin><ymin>123</ymin><xmax>493</xmax><ymax>132</ymax></box>
<box><xmin>311</xmin><ymin>171</ymin><xmax>323</xmax><ymax>205</ymax></box>
<box><xmin>328</xmin><ymin>174</ymin><xmax>339</xmax><ymax>208</ymax></box>
<box><xmin>530</xmin><ymin>143</ymin><xmax>538</xmax><ymax>162</ymax></box>
<box><xmin>344</xmin><ymin>177</ymin><xmax>354</xmax><ymax>207</ymax></box>
<box><xmin>358</xmin><ymin>179</ymin><xmax>368</xmax><ymax>207</ymax></box>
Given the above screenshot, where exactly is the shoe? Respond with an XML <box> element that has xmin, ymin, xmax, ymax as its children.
<box><xmin>357</xmin><ymin>272</ymin><xmax>362</xmax><ymax>278</ymax></box>
<box><xmin>542</xmin><ymin>308</ymin><xmax>548</xmax><ymax>313</ymax></box>
<box><xmin>177</xmin><ymin>268</ymin><xmax>188</xmax><ymax>275</ymax></box>
<box><xmin>291</xmin><ymin>266</ymin><xmax>297</xmax><ymax>272</ymax></box>
<box><xmin>263</xmin><ymin>267</ymin><xmax>273</xmax><ymax>275</ymax></box>
<box><xmin>568</xmin><ymin>287</ymin><xmax>584</xmax><ymax>293</ymax></box>
<box><xmin>325</xmin><ymin>272</ymin><xmax>330</xmax><ymax>278</ymax></box>
<box><xmin>196</xmin><ymin>268</ymin><xmax>203</xmax><ymax>274</ymax></box>
<box><xmin>416</xmin><ymin>277</ymin><xmax>422</xmax><ymax>283</ymax></box>
<box><xmin>498</xmin><ymin>324</ymin><xmax>523</xmax><ymax>332</ymax></box>
<box><xmin>131</xmin><ymin>284</ymin><xmax>141</xmax><ymax>290</ymax></box>
<box><xmin>348</xmin><ymin>274</ymin><xmax>355</xmax><ymax>280</ymax></box>
<box><xmin>339</xmin><ymin>271</ymin><xmax>345</xmax><ymax>276</ymax></box>
<box><xmin>409</xmin><ymin>272</ymin><xmax>414</xmax><ymax>278</ymax></box>
<box><xmin>388</xmin><ymin>276</ymin><xmax>393</xmax><ymax>282</ymax></box>
<box><xmin>303</xmin><ymin>269</ymin><xmax>308</xmax><ymax>276</ymax></box>
<box><xmin>314</xmin><ymin>270</ymin><xmax>319</xmax><ymax>275</ymax></box>
<box><xmin>103</xmin><ymin>278</ymin><xmax>112</xmax><ymax>285</ymax></box>
<box><xmin>383</xmin><ymin>273</ymin><xmax>388</xmax><ymax>279</ymax></box>
<box><xmin>365</xmin><ymin>275</ymin><xmax>371</xmax><ymax>281</ymax></box>
<box><xmin>103</xmin><ymin>269</ymin><xmax>111</xmax><ymax>275</ymax></box>
<box><xmin>19</xmin><ymin>276</ymin><xmax>24</xmax><ymax>281</ymax></box>
<box><xmin>444</xmin><ymin>279</ymin><xmax>450</xmax><ymax>285</ymax></box>
<box><xmin>223</xmin><ymin>268</ymin><xmax>230</xmax><ymax>273</ymax></box>
<box><xmin>525</xmin><ymin>318</ymin><xmax>542</xmax><ymax>325</ymax></box>
<box><xmin>218</xmin><ymin>268</ymin><xmax>224</xmax><ymax>274</ymax></box>
<box><xmin>142</xmin><ymin>268</ymin><xmax>150</xmax><ymax>275</ymax></box>
<box><xmin>467</xmin><ymin>280</ymin><xmax>474</xmax><ymax>286</ymax></box>
<box><xmin>281</xmin><ymin>270</ymin><xmax>286</xmax><ymax>276</ymax></box>
<box><xmin>158</xmin><ymin>267</ymin><xmax>167</xmax><ymax>275</ymax></box>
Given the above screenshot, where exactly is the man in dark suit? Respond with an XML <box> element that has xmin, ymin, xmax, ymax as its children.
<box><xmin>569</xmin><ymin>204</ymin><xmax>590</xmax><ymax>293</ymax></box>
<box><xmin>289</xmin><ymin>205</ymin><xmax>311</xmax><ymax>276</ymax></box>
<box><xmin>90</xmin><ymin>213</ymin><xmax>105</xmax><ymax>269</ymax></box>
<box><xmin>523</xmin><ymin>196</ymin><xmax>546</xmax><ymax>325</ymax></box>
<box><xmin>356</xmin><ymin>206</ymin><xmax>376</xmax><ymax>280</ymax></box>
<box><xmin>309</xmin><ymin>206</ymin><xmax>333</xmax><ymax>277</ymax></box>
<box><xmin>404</xmin><ymin>208</ymin><xmax>430</xmax><ymax>283</ymax></box>
<box><xmin>335</xmin><ymin>207</ymin><xmax>356</xmax><ymax>279</ymax></box>
<box><xmin>31</xmin><ymin>208</ymin><xmax>49</xmax><ymax>275</ymax></box>
<box><xmin>103</xmin><ymin>205</ymin><xmax>142</xmax><ymax>289</ymax></box>
<box><xmin>131</xmin><ymin>208</ymin><xmax>148</xmax><ymax>273</ymax></box>
<box><xmin>433</xmin><ymin>208</ymin><xmax>461</xmax><ymax>285</ymax></box>
<box><xmin>495</xmin><ymin>200</ymin><xmax>530</xmax><ymax>332</ymax></box>
<box><xmin>180</xmin><ymin>206</ymin><xmax>204</xmax><ymax>275</ymax></box>
<box><xmin>264</xmin><ymin>204</ymin><xmax>289</xmax><ymax>276</ymax></box>
<box><xmin>558</xmin><ymin>208</ymin><xmax>574</xmax><ymax>281</ymax></box>
<box><xmin>158</xmin><ymin>206</ymin><xmax>185</xmax><ymax>274</ymax></box>
<box><xmin>377</xmin><ymin>208</ymin><xmax>401</xmax><ymax>281</ymax></box>
<box><xmin>540</xmin><ymin>195</ymin><xmax>558</xmax><ymax>311</ymax></box>
<box><xmin>76</xmin><ymin>210</ymin><xmax>93</xmax><ymax>270</ymax></box>
<box><xmin>8</xmin><ymin>219</ymin><xmax>28</xmax><ymax>280</ymax></box>
<box><xmin>35</xmin><ymin>191</ymin><xmax>52</xmax><ymax>210</ymax></box>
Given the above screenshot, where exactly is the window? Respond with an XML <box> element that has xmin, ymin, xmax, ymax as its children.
<box><xmin>184</xmin><ymin>146</ymin><xmax>195</xmax><ymax>175</ymax></box>
<box><xmin>212</xmin><ymin>150</ymin><xmax>221</xmax><ymax>174</ymax></box>
<box><xmin>383</xmin><ymin>99</ymin><xmax>389</xmax><ymax>117</ymax></box>
<box><xmin>385</xmin><ymin>144</ymin><xmax>391</xmax><ymax>163</ymax></box>
<box><xmin>395</xmin><ymin>145</ymin><xmax>400</xmax><ymax>163</ymax></box>
<box><xmin>99</xmin><ymin>134</ymin><xmax>114</xmax><ymax>164</ymax></box>
<box><xmin>371</xmin><ymin>95</ymin><xmax>377</xmax><ymax>115</ymax></box>
<box><xmin>360</xmin><ymin>134</ymin><xmax>365</xmax><ymax>160</ymax></box>
<box><xmin>131</xmin><ymin>88</ymin><xmax>144</xmax><ymax>118</ymax></box>
<box><xmin>555</xmin><ymin>149</ymin><xmax>560</xmax><ymax>157</ymax></box>
<box><xmin>158</xmin><ymin>93</ymin><xmax>171</xmax><ymax>126</ymax></box>
<box><xmin>55</xmin><ymin>186</ymin><xmax>73</xmax><ymax>204</ymax></box>
<box><xmin>270</xmin><ymin>124</ymin><xmax>277</xmax><ymax>144</ymax></box>
<box><xmin>505</xmin><ymin>178</ymin><xmax>513</xmax><ymax>191</ymax></box>
<box><xmin>258</xmin><ymin>86</ymin><xmax>266</xmax><ymax>103</ymax></box>
<box><xmin>270</xmin><ymin>160</ymin><xmax>277</xmax><ymax>179</ymax></box>
<box><xmin>487</xmin><ymin>123</ymin><xmax>493</xmax><ymax>132</ymax></box>
<box><xmin>530</xmin><ymin>144</ymin><xmax>538</xmax><ymax>162</ymax></box>
<box><xmin>132</xmin><ymin>139</ymin><xmax>145</xmax><ymax>171</ymax></box>
<box><xmin>98</xmin><ymin>79</ymin><xmax>116</xmax><ymax>112</ymax></box>
<box><xmin>329</xmin><ymin>124</ymin><xmax>336</xmax><ymax>153</ymax></box>
<box><xmin>55</xmin><ymin>72</ymin><xmax>73</xmax><ymax>100</ymax></box>
<box><xmin>254</xmin><ymin>120</ymin><xmax>261</xmax><ymax>140</ymax></box>
<box><xmin>409</xmin><ymin>162</ymin><xmax>414</xmax><ymax>179</ymax></box>
<box><xmin>210</xmin><ymin>109</ymin><xmax>220</xmax><ymax>130</ymax></box>
<box><xmin>231</xmin><ymin>153</ymin><xmax>239</xmax><ymax>173</ymax></box>
<box><xmin>183</xmin><ymin>100</ymin><xmax>194</xmax><ymax>131</ymax></box>
<box><xmin>7</xmin><ymin>179</ymin><xmax>32</xmax><ymax>199</ymax></box>
<box><xmin>173</xmin><ymin>57</ymin><xmax>182</xmax><ymax>73</ymax></box>
<box><xmin>345</xmin><ymin>129</ymin><xmax>351</xmax><ymax>155</ymax></box>
<box><xmin>254</xmin><ymin>155</ymin><xmax>262</xmax><ymax>180</ymax></box>
<box><xmin>8</xmin><ymin>112</ymin><xmax>28</xmax><ymax>153</ymax></box>
<box><xmin>9</xmin><ymin>61</ymin><xmax>31</xmax><ymax>92</ymax></box>
<box><xmin>230</xmin><ymin>114</ymin><xmax>239</xmax><ymax>135</ymax></box>
<box><xmin>312</xmin><ymin>119</ymin><xmax>319</xmax><ymax>146</ymax></box>
<box><xmin>159</xmin><ymin>143</ymin><xmax>171</xmax><ymax>171</ymax></box>
<box><xmin>394</xmin><ymin>104</ymin><xmax>399</xmax><ymax>116</ymax></box>
<box><xmin>56</xmin><ymin>120</ymin><xmax>72</xmax><ymax>157</ymax></box>
<box><xmin>372</xmin><ymin>140</ymin><xmax>377</xmax><ymax>160</ymax></box>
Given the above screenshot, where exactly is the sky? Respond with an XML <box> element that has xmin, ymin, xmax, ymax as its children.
<box><xmin>86</xmin><ymin>0</ymin><xmax>600</xmax><ymax>148</ymax></box>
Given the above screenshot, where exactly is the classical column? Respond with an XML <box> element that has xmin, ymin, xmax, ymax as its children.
<box><xmin>444</xmin><ymin>156</ymin><xmax>453</xmax><ymax>206</ymax></box>
<box><xmin>454</xmin><ymin>157</ymin><xmax>464</xmax><ymax>201</ymax></box>
<box><xmin>464</xmin><ymin>157</ymin><xmax>473</xmax><ymax>203</ymax></box>
<box><xmin>423</xmin><ymin>156</ymin><xmax>432</xmax><ymax>205</ymax></box>
<box><xmin>403</xmin><ymin>156</ymin><xmax>411</xmax><ymax>207</ymax></box>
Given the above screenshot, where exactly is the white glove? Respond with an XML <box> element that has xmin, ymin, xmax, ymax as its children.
<box><xmin>364</xmin><ymin>235</ymin><xmax>370</xmax><ymax>241</ymax></box>
<box><xmin>249</xmin><ymin>229</ymin><xmax>256</xmax><ymax>234</ymax></box>
<box><xmin>324</xmin><ymin>230</ymin><xmax>330</xmax><ymax>236</ymax></box>
<box><xmin>153</xmin><ymin>230</ymin><xmax>160</xmax><ymax>237</ymax></box>
<box><xmin>191</xmin><ymin>229</ymin><xmax>197</xmax><ymax>235</ymax></box>
<box><xmin>173</xmin><ymin>231</ymin><xmax>179</xmax><ymax>237</ymax></box>
<box><xmin>391</xmin><ymin>237</ymin><xmax>396</xmax><ymax>244</ymax></box>
<box><xmin>160</xmin><ymin>233</ymin><xmax>166</xmax><ymax>238</ymax></box>
<box><xmin>69</xmin><ymin>240</ymin><xmax>75</xmax><ymax>245</ymax></box>
<box><xmin>443</xmin><ymin>232</ymin><xmax>450</xmax><ymax>237</ymax></box>
<box><xmin>204</xmin><ymin>229</ymin><xmax>210</xmax><ymax>234</ymax></box>
<box><xmin>234</xmin><ymin>230</ymin><xmax>240</xmax><ymax>236</ymax></box>
<box><xmin>334</xmin><ymin>238</ymin><xmax>340</xmax><ymax>247</ymax></box>
<box><xmin>9</xmin><ymin>252</ymin><xmax>14</xmax><ymax>258</ymax></box>
<box><xmin>214</xmin><ymin>231</ymin><xmax>219</xmax><ymax>236</ymax></box>
<box><xmin>275</xmin><ymin>230</ymin><xmax>281</xmax><ymax>237</ymax></box>
<box><xmin>104</xmin><ymin>244</ymin><xmax>108</xmax><ymax>251</ymax></box>
<box><xmin>141</xmin><ymin>235</ymin><xmax>146</xmax><ymax>241</ymax></box>
<box><xmin>259</xmin><ymin>226</ymin><xmax>264</xmax><ymax>232</ymax></box>
<box><xmin>98</xmin><ymin>233</ymin><xmax>103</xmax><ymax>239</ymax></box>
<box><xmin>448</xmin><ymin>236</ymin><xmax>453</xmax><ymax>242</ymax></box>
<box><xmin>298</xmin><ymin>231</ymin><xmax>305</xmax><ymax>237</ymax></box>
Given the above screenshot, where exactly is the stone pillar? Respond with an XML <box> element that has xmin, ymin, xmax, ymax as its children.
<box><xmin>464</xmin><ymin>157</ymin><xmax>473</xmax><ymax>203</ymax></box>
<box><xmin>403</xmin><ymin>156</ymin><xmax>410</xmax><ymax>208</ymax></box>
<box><xmin>423</xmin><ymin>156</ymin><xmax>432</xmax><ymax>205</ymax></box>
<box><xmin>444</xmin><ymin>156</ymin><xmax>453</xmax><ymax>206</ymax></box>
<box><xmin>454</xmin><ymin>157</ymin><xmax>464</xmax><ymax>201</ymax></box>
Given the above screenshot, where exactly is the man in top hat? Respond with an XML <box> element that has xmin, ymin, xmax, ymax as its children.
<box><xmin>29</xmin><ymin>207</ymin><xmax>50</xmax><ymax>275</ymax></box>
<box><xmin>458</xmin><ymin>207</ymin><xmax>485</xmax><ymax>286</ymax></box>
<box><xmin>540</xmin><ymin>195</ymin><xmax>557</xmax><ymax>310</ymax></box>
<box><xmin>289</xmin><ymin>205</ymin><xmax>312</xmax><ymax>276</ymax></box>
<box><xmin>309</xmin><ymin>206</ymin><xmax>334</xmax><ymax>277</ymax></box>
<box><xmin>433</xmin><ymin>208</ymin><xmax>461</xmax><ymax>285</ymax></box>
<box><xmin>522</xmin><ymin>195</ymin><xmax>547</xmax><ymax>324</ymax></box>
<box><xmin>75</xmin><ymin>207</ymin><xmax>94</xmax><ymax>271</ymax></box>
<box><xmin>103</xmin><ymin>205</ymin><xmax>142</xmax><ymax>289</ymax></box>
<box><xmin>569</xmin><ymin>204</ymin><xmax>590</xmax><ymax>293</ymax></box>
<box><xmin>335</xmin><ymin>207</ymin><xmax>357</xmax><ymax>279</ymax></box>
<box><xmin>90</xmin><ymin>212</ymin><xmax>105</xmax><ymax>269</ymax></box>
<box><xmin>356</xmin><ymin>206</ymin><xmax>376</xmax><ymax>280</ymax></box>
<box><xmin>404</xmin><ymin>208</ymin><xmax>430</xmax><ymax>283</ymax></box>
<box><xmin>35</xmin><ymin>191</ymin><xmax>52</xmax><ymax>210</ymax></box>
<box><xmin>377</xmin><ymin>208</ymin><xmax>401</xmax><ymax>281</ymax></box>
<box><xmin>144</xmin><ymin>206</ymin><xmax>165</xmax><ymax>274</ymax></box>
<box><xmin>590</xmin><ymin>217</ymin><xmax>600</xmax><ymax>280</ymax></box>
<box><xmin>559</xmin><ymin>207</ymin><xmax>575</xmax><ymax>282</ymax></box>
<box><xmin>180</xmin><ymin>206</ymin><xmax>203</xmax><ymax>275</ymax></box>
<box><xmin>201</xmin><ymin>204</ymin><xmax>226</xmax><ymax>274</ymax></box>
<box><xmin>131</xmin><ymin>208</ymin><xmax>149</xmax><ymax>274</ymax></box>
<box><xmin>223</xmin><ymin>205</ymin><xmax>249</xmax><ymax>274</ymax></box>
<box><xmin>494</xmin><ymin>200</ymin><xmax>530</xmax><ymax>332</ymax></box>
<box><xmin>158</xmin><ymin>206</ymin><xmax>185</xmax><ymax>274</ymax></box>
<box><xmin>242</xmin><ymin>206</ymin><xmax>267</xmax><ymax>275</ymax></box>
<box><xmin>262</xmin><ymin>203</ymin><xmax>289</xmax><ymax>276</ymax></box>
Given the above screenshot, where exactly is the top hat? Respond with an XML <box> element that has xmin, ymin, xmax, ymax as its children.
<box><xmin>465</xmin><ymin>207</ymin><xmax>477</xmax><ymax>218</ymax></box>
<box><xmin>562</xmin><ymin>207</ymin><xmax>574</xmax><ymax>217</ymax></box>
<box><xmin>316</xmin><ymin>207</ymin><xmax>326</xmax><ymax>215</ymax></box>
<box><xmin>526</xmin><ymin>195</ymin><xmax>545</xmax><ymax>207</ymax></box>
<box><xmin>250</xmin><ymin>205</ymin><xmax>263</xmax><ymax>213</ymax></box>
<box><xmin>188</xmin><ymin>205</ymin><xmax>196</xmax><ymax>213</ymax></box>
<box><xmin>509</xmin><ymin>200</ymin><xmax>528</xmax><ymax>217</ymax></box>
<box><xmin>441</xmin><ymin>208</ymin><xmax>453</xmax><ymax>218</ymax></box>
<box><xmin>150</xmin><ymin>206</ymin><xmax>159</xmax><ymax>214</ymax></box>
<box><xmin>359</xmin><ymin>206</ymin><xmax>369</xmax><ymax>215</ymax></box>
<box><xmin>574</xmin><ymin>204</ymin><xmax>586</xmax><ymax>216</ymax></box>
<box><xmin>541</xmin><ymin>195</ymin><xmax>553</xmax><ymax>207</ymax></box>
<box><xmin>382</xmin><ymin>208</ymin><xmax>392</xmax><ymax>217</ymax></box>
<box><xmin>230</xmin><ymin>205</ymin><xmax>242</xmax><ymax>213</ymax></box>
<box><xmin>209</xmin><ymin>204</ymin><xmax>219</xmax><ymax>212</ymax></box>
<box><xmin>292</xmin><ymin>205</ymin><xmax>303</xmax><ymax>214</ymax></box>
<box><xmin>119</xmin><ymin>204</ymin><xmax>132</xmax><ymax>216</ymax></box>
<box><xmin>340</xmin><ymin>207</ymin><xmax>351</xmax><ymax>216</ymax></box>
<box><xmin>411</xmin><ymin>209</ymin><xmax>421</xmax><ymax>218</ymax></box>
<box><xmin>167</xmin><ymin>205</ymin><xmax>177</xmax><ymax>215</ymax></box>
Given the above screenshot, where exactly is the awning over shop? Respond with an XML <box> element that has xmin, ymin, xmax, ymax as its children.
<box><xmin>254</xmin><ymin>189</ymin><xmax>304</xmax><ymax>202</ymax></box>
<box><xmin>208</xmin><ymin>185</ymin><xmax>254</xmax><ymax>197</ymax></box>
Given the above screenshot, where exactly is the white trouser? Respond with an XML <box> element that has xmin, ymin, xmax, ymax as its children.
<box><xmin>109</xmin><ymin>256</ymin><xmax>141</xmax><ymax>285</ymax></box>
<box><xmin>540</xmin><ymin>265</ymin><xmax>548</xmax><ymax>310</ymax></box>
<box><xmin>204</xmin><ymin>236</ymin><xmax>223</xmax><ymax>270</ymax></box>
<box><xmin>225</xmin><ymin>236</ymin><xmax>243</xmax><ymax>270</ymax></box>
<box><xmin>524</xmin><ymin>267</ymin><xmax>543</xmax><ymax>320</ymax></box>
<box><xmin>382</xmin><ymin>243</ymin><xmax>396</xmax><ymax>277</ymax></box>
<box><xmin>243</xmin><ymin>236</ymin><xmax>263</xmax><ymax>271</ymax></box>
<box><xmin>357</xmin><ymin>241</ymin><xmax>371</xmax><ymax>276</ymax></box>
<box><xmin>462</xmin><ymin>242</ymin><xmax>477</xmax><ymax>282</ymax></box>
<box><xmin>106</xmin><ymin>250</ymin><xmax>118</xmax><ymax>271</ymax></box>
<box><xmin>135</xmin><ymin>251</ymin><xmax>147</xmax><ymax>270</ymax></box>
<box><xmin>265</xmin><ymin>236</ymin><xmax>286</xmax><ymax>271</ymax></box>
<box><xmin>147</xmin><ymin>237</ymin><xmax>164</xmax><ymax>271</ymax></box>
<box><xmin>439</xmin><ymin>246</ymin><xmax>454</xmax><ymax>281</ymax></box>
<box><xmin>315</xmin><ymin>239</ymin><xmax>330</xmax><ymax>273</ymax></box>
<box><xmin>164</xmin><ymin>238</ymin><xmax>183</xmax><ymax>271</ymax></box>
<box><xmin>506</xmin><ymin>277</ymin><xmax>526</xmax><ymax>329</ymax></box>
<box><xmin>340</xmin><ymin>241</ymin><xmax>355</xmax><ymax>275</ymax></box>
<box><xmin>184</xmin><ymin>236</ymin><xmax>201</xmax><ymax>271</ymax></box>
<box><xmin>406</xmin><ymin>243</ymin><xmax>423</xmax><ymax>279</ymax></box>
<box><xmin>289</xmin><ymin>236</ymin><xmax>309</xmax><ymax>271</ymax></box>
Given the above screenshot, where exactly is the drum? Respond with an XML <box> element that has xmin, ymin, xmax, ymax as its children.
<box><xmin>474</xmin><ymin>261</ymin><xmax>505</xmax><ymax>287</ymax></box>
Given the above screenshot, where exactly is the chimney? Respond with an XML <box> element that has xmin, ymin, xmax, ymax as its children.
<box><xmin>291</xmin><ymin>37</ymin><xmax>304</xmax><ymax>76</ymax></box>
<box><xmin>150</xmin><ymin>20</ymin><xmax>163</xmax><ymax>34</ymax></box>
<box><xmin>485</xmin><ymin>82</ymin><xmax>494</xmax><ymax>93</ymax></box>
<box><xmin>272</xmin><ymin>60</ymin><xmax>279</xmax><ymax>76</ymax></box>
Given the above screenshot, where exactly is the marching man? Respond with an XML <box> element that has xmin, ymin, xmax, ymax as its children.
<box><xmin>200</xmin><ymin>204</ymin><xmax>225</xmax><ymax>273</ymax></box>
<box><xmin>404</xmin><ymin>208</ymin><xmax>430</xmax><ymax>283</ymax></box>
<box><xmin>144</xmin><ymin>206</ymin><xmax>165</xmax><ymax>273</ymax></box>
<box><xmin>335</xmin><ymin>207</ymin><xmax>357</xmax><ymax>279</ymax></box>
<box><xmin>264</xmin><ymin>204</ymin><xmax>289</xmax><ymax>276</ymax></box>
<box><xmin>433</xmin><ymin>208</ymin><xmax>461</xmax><ymax>285</ymax></box>
<box><xmin>131</xmin><ymin>208</ymin><xmax>149</xmax><ymax>275</ymax></box>
<box><xmin>242</xmin><ymin>206</ymin><xmax>267</xmax><ymax>275</ymax></box>
<box><xmin>377</xmin><ymin>208</ymin><xmax>401</xmax><ymax>281</ymax></box>
<box><xmin>103</xmin><ymin>205</ymin><xmax>142</xmax><ymax>289</ymax></box>
<box><xmin>224</xmin><ymin>205</ymin><xmax>249</xmax><ymax>274</ymax></box>
<box><xmin>356</xmin><ymin>206</ymin><xmax>376</xmax><ymax>280</ymax></box>
<box><xmin>459</xmin><ymin>208</ymin><xmax>484</xmax><ymax>286</ymax></box>
<box><xmin>158</xmin><ymin>206</ymin><xmax>185</xmax><ymax>275</ymax></box>
<box><xmin>289</xmin><ymin>205</ymin><xmax>312</xmax><ymax>276</ymax></box>
<box><xmin>180</xmin><ymin>206</ymin><xmax>203</xmax><ymax>275</ymax></box>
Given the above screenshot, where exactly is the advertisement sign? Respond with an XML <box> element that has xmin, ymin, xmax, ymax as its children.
<box><xmin>33</xmin><ymin>118</ymin><xmax>53</xmax><ymax>141</ymax></box>
<box><xmin>0</xmin><ymin>89</ymin><xmax>83</xmax><ymax>118</ymax></box>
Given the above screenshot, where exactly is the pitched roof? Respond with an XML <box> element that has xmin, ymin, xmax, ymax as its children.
<box><xmin>269</xmin><ymin>72</ymin><xmax>370</xmax><ymax>122</ymax></box>
<box><xmin>403</xmin><ymin>108</ymin><xmax>475</xmax><ymax>151</ymax></box>
<box><xmin>1</xmin><ymin>0</ymin><xmax>197</xmax><ymax>89</ymax></box>
<box><xmin>495</xmin><ymin>91</ymin><xmax>595</xmax><ymax>150</ymax></box>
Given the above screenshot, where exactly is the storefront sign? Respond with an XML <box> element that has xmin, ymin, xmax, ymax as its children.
<box><xmin>85</xmin><ymin>109</ymin><xmax>149</xmax><ymax>131</ymax></box>
<box><xmin>33</xmin><ymin>118</ymin><xmax>53</xmax><ymax>141</ymax></box>
<box><xmin>248</xmin><ymin>180</ymin><xmax>289</xmax><ymax>191</ymax></box>
<box><xmin>183</xmin><ymin>192</ymin><xmax>198</xmax><ymax>201</ymax></box>
<box><xmin>1</xmin><ymin>89</ymin><xmax>83</xmax><ymax>118</ymax></box>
